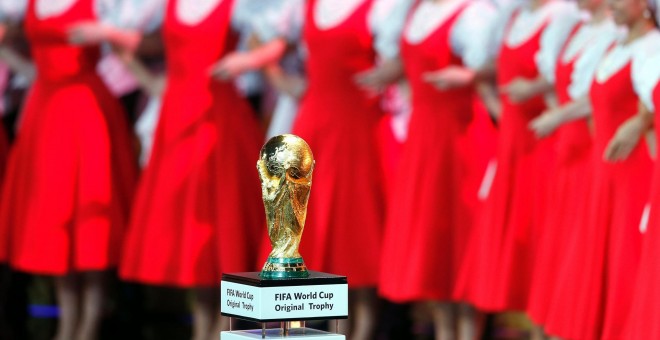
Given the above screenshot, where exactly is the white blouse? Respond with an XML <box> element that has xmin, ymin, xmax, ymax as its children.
<box><xmin>492</xmin><ymin>0</ymin><xmax>581</xmax><ymax>83</ymax></box>
<box><xmin>404</xmin><ymin>0</ymin><xmax>497</xmax><ymax>70</ymax></box>
<box><xmin>280</xmin><ymin>0</ymin><xmax>411</xmax><ymax>60</ymax></box>
<box><xmin>565</xmin><ymin>19</ymin><xmax>618</xmax><ymax>100</ymax></box>
<box><xmin>632</xmin><ymin>30</ymin><xmax>660</xmax><ymax>111</ymax></box>
<box><xmin>0</xmin><ymin>0</ymin><xmax>120</xmax><ymax>24</ymax></box>
<box><xmin>250</xmin><ymin>0</ymin><xmax>304</xmax><ymax>43</ymax></box>
<box><xmin>596</xmin><ymin>30</ymin><xmax>660</xmax><ymax>85</ymax></box>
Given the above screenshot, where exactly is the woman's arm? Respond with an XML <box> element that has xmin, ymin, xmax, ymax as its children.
<box><xmin>529</xmin><ymin>96</ymin><xmax>592</xmax><ymax>138</ymax></box>
<box><xmin>0</xmin><ymin>45</ymin><xmax>34</xmax><ymax>81</ymax></box>
<box><xmin>113</xmin><ymin>47</ymin><xmax>164</xmax><ymax>97</ymax></box>
<box><xmin>603</xmin><ymin>101</ymin><xmax>654</xmax><ymax>161</ymax></box>
<box><xmin>209</xmin><ymin>34</ymin><xmax>287</xmax><ymax>81</ymax></box>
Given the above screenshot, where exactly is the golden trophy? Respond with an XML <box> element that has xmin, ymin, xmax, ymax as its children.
<box><xmin>257</xmin><ymin>134</ymin><xmax>314</xmax><ymax>279</ymax></box>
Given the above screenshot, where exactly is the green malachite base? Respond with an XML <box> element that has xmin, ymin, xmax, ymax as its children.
<box><xmin>260</xmin><ymin>257</ymin><xmax>309</xmax><ymax>279</ymax></box>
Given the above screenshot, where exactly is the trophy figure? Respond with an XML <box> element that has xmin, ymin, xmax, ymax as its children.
<box><xmin>257</xmin><ymin>134</ymin><xmax>314</xmax><ymax>279</ymax></box>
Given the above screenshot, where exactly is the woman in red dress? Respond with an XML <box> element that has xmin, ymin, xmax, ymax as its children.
<box><xmin>377</xmin><ymin>0</ymin><xmax>497</xmax><ymax>338</ymax></box>
<box><xmin>605</xmin><ymin>3</ymin><xmax>660</xmax><ymax>338</ymax></box>
<box><xmin>569</xmin><ymin>0</ymin><xmax>658</xmax><ymax>337</ymax></box>
<box><xmin>525</xmin><ymin>0</ymin><xmax>616</xmax><ymax>336</ymax></box>
<box><xmin>293</xmin><ymin>0</ymin><xmax>410</xmax><ymax>338</ymax></box>
<box><xmin>454</xmin><ymin>0</ymin><xmax>579</xmax><ymax>315</ymax></box>
<box><xmin>0</xmin><ymin>0</ymin><xmax>137</xmax><ymax>339</ymax></box>
<box><xmin>73</xmin><ymin>0</ymin><xmax>267</xmax><ymax>338</ymax></box>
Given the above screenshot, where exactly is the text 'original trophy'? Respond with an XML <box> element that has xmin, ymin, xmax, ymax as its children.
<box><xmin>220</xmin><ymin>134</ymin><xmax>348</xmax><ymax>339</ymax></box>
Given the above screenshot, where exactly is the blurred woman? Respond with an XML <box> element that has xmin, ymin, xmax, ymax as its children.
<box><xmin>525</xmin><ymin>0</ymin><xmax>617</xmax><ymax>337</ymax></box>
<box><xmin>454</xmin><ymin>0</ymin><xmax>579</xmax><ymax>315</ymax></box>
<box><xmin>567</xmin><ymin>0</ymin><xmax>659</xmax><ymax>337</ymax></box>
<box><xmin>377</xmin><ymin>0</ymin><xmax>497</xmax><ymax>338</ymax></box>
<box><xmin>603</xmin><ymin>2</ymin><xmax>660</xmax><ymax>338</ymax></box>
<box><xmin>0</xmin><ymin>1</ymin><xmax>138</xmax><ymax>339</ymax></box>
<box><xmin>67</xmin><ymin>0</ymin><xmax>273</xmax><ymax>339</ymax></box>
<box><xmin>289</xmin><ymin>0</ymin><xmax>410</xmax><ymax>338</ymax></box>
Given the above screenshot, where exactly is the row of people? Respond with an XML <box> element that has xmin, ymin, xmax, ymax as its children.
<box><xmin>3</xmin><ymin>0</ymin><xmax>660</xmax><ymax>340</ymax></box>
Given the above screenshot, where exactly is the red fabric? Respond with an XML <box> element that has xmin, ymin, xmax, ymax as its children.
<box><xmin>120</xmin><ymin>0</ymin><xmax>265</xmax><ymax>287</ymax></box>
<box><xmin>625</xmin><ymin>83</ymin><xmax>660</xmax><ymax>339</ymax></box>
<box><xmin>376</xmin><ymin>114</ymin><xmax>402</xmax><ymax>187</ymax></box>
<box><xmin>454</xmin><ymin>9</ymin><xmax>552</xmax><ymax>312</ymax></box>
<box><xmin>291</xmin><ymin>0</ymin><xmax>385</xmax><ymax>288</ymax></box>
<box><xmin>378</xmin><ymin>2</ymin><xmax>489</xmax><ymax>302</ymax></box>
<box><xmin>570</xmin><ymin>60</ymin><xmax>651</xmax><ymax>340</ymax></box>
<box><xmin>527</xmin><ymin>22</ymin><xmax>593</xmax><ymax>328</ymax></box>
<box><xmin>0</xmin><ymin>0</ymin><xmax>137</xmax><ymax>274</ymax></box>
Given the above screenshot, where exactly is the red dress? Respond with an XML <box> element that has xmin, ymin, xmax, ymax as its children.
<box><xmin>625</xmin><ymin>82</ymin><xmax>660</xmax><ymax>339</ymax></box>
<box><xmin>541</xmin><ymin>28</ymin><xmax>600</xmax><ymax>340</ymax></box>
<box><xmin>379</xmin><ymin>2</ymin><xmax>486</xmax><ymax>302</ymax></box>
<box><xmin>571</xmin><ymin>57</ymin><xmax>651</xmax><ymax>340</ymax></box>
<box><xmin>120</xmin><ymin>0</ymin><xmax>264</xmax><ymax>287</ymax></box>
<box><xmin>0</xmin><ymin>0</ymin><xmax>137</xmax><ymax>275</ymax></box>
<box><xmin>292</xmin><ymin>0</ymin><xmax>386</xmax><ymax>287</ymax></box>
<box><xmin>454</xmin><ymin>9</ymin><xmax>552</xmax><ymax>311</ymax></box>
<box><xmin>526</xmin><ymin>22</ymin><xmax>592</xmax><ymax>327</ymax></box>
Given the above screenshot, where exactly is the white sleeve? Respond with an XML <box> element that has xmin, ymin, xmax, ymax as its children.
<box><xmin>96</xmin><ymin>0</ymin><xmax>119</xmax><ymax>25</ymax></box>
<box><xmin>0</xmin><ymin>0</ymin><xmax>27</xmax><ymax>22</ymax></box>
<box><xmin>114</xmin><ymin>0</ymin><xmax>165</xmax><ymax>32</ymax></box>
<box><xmin>567</xmin><ymin>23</ymin><xmax>618</xmax><ymax>100</ymax></box>
<box><xmin>232</xmin><ymin>0</ymin><xmax>260</xmax><ymax>33</ymax></box>
<box><xmin>632</xmin><ymin>32</ymin><xmax>660</xmax><ymax>112</ymax></box>
<box><xmin>251</xmin><ymin>0</ymin><xmax>304</xmax><ymax>43</ymax></box>
<box><xmin>370</xmin><ymin>0</ymin><xmax>414</xmax><ymax>60</ymax></box>
<box><xmin>535</xmin><ymin>2</ymin><xmax>581</xmax><ymax>84</ymax></box>
<box><xmin>450</xmin><ymin>1</ymin><xmax>497</xmax><ymax>70</ymax></box>
<box><xmin>491</xmin><ymin>0</ymin><xmax>521</xmax><ymax>57</ymax></box>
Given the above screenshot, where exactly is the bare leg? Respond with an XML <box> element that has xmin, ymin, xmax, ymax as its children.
<box><xmin>457</xmin><ymin>303</ymin><xmax>475</xmax><ymax>340</ymax></box>
<box><xmin>530</xmin><ymin>324</ymin><xmax>546</xmax><ymax>340</ymax></box>
<box><xmin>457</xmin><ymin>303</ymin><xmax>487</xmax><ymax>340</ymax></box>
<box><xmin>209</xmin><ymin>313</ymin><xmax>230</xmax><ymax>339</ymax></box>
<box><xmin>329</xmin><ymin>318</ymin><xmax>350</xmax><ymax>336</ymax></box>
<box><xmin>429</xmin><ymin>302</ymin><xmax>456</xmax><ymax>340</ymax></box>
<box><xmin>349</xmin><ymin>288</ymin><xmax>377</xmax><ymax>340</ymax></box>
<box><xmin>54</xmin><ymin>273</ymin><xmax>81</xmax><ymax>340</ymax></box>
<box><xmin>193</xmin><ymin>287</ymin><xmax>218</xmax><ymax>340</ymax></box>
<box><xmin>76</xmin><ymin>271</ymin><xmax>107</xmax><ymax>340</ymax></box>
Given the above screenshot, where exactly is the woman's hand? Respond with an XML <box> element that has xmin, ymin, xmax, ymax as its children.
<box><xmin>499</xmin><ymin>77</ymin><xmax>539</xmax><ymax>103</ymax></box>
<box><xmin>68</xmin><ymin>21</ymin><xmax>109</xmax><ymax>45</ymax></box>
<box><xmin>529</xmin><ymin>108</ymin><xmax>564</xmax><ymax>138</ymax></box>
<box><xmin>422</xmin><ymin>66</ymin><xmax>475</xmax><ymax>90</ymax></box>
<box><xmin>354</xmin><ymin>58</ymin><xmax>402</xmax><ymax>96</ymax></box>
<box><xmin>604</xmin><ymin>116</ymin><xmax>646</xmax><ymax>162</ymax></box>
<box><xmin>604</xmin><ymin>102</ymin><xmax>654</xmax><ymax>162</ymax></box>
<box><xmin>210</xmin><ymin>52</ymin><xmax>257</xmax><ymax>81</ymax></box>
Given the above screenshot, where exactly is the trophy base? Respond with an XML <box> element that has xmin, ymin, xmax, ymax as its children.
<box><xmin>261</xmin><ymin>257</ymin><xmax>309</xmax><ymax>279</ymax></box>
<box><xmin>221</xmin><ymin>271</ymin><xmax>348</xmax><ymax>322</ymax></box>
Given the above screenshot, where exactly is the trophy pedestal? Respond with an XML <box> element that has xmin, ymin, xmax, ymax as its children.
<box><xmin>220</xmin><ymin>271</ymin><xmax>348</xmax><ymax>339</ymax></box>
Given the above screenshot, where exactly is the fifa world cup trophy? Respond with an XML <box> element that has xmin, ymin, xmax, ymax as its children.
<box><xmin>257</xmin><ymin>134</ymin><xmax>314</xmax><ymax>279</ymax></box>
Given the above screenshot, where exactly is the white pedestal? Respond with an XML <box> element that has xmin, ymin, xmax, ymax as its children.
<box><xmin>221</xmin><ymin>328</ymin><xmax>345</xmax><ymax>339</ymax></box>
